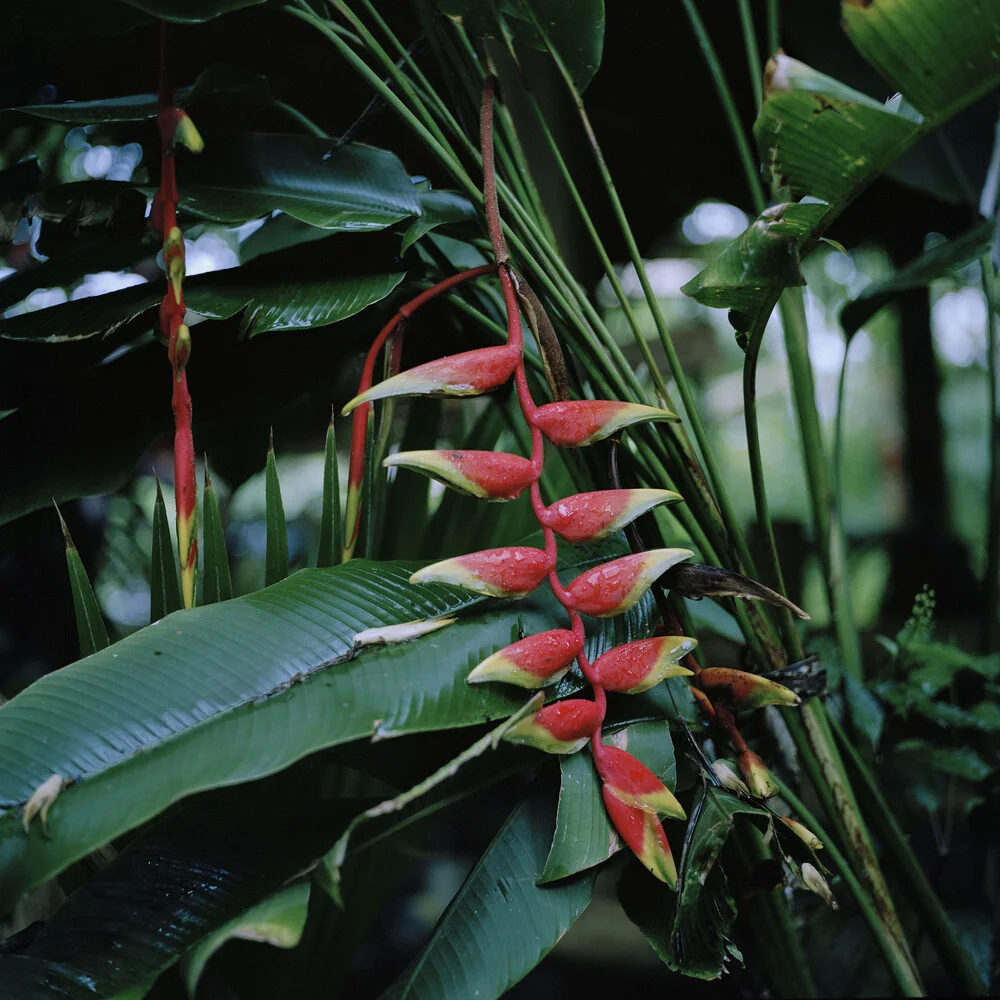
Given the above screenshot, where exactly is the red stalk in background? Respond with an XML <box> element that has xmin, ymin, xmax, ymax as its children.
<box><xmin>153</xmin><ymin>23</ymin><xmax>202</xmax><ymax>609</ymax></box>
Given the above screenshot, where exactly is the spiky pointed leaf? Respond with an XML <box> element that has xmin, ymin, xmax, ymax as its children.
<box><xmin>150</xmin><ymin>476</ymin><xmax>182</xmax><ymax>623</ymax></box>
<box><xmin>264</xmin><ymin>434</ymin><xmax>288</xmax><ymax>586</ymax></box>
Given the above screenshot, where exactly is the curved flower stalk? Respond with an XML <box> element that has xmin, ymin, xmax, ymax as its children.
<box><xmin>342</xmin><ymin>75</ymin><xmax>802</xmax><ymax>886</ymax></box>
<box><xmin>153</xmin><ymin>25</ymin><xmax>203</xmax><ymax>609</ymax></box>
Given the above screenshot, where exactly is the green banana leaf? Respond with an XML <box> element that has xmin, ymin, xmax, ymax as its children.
<box><xmin>0</xmin><ymin>544</ymin><xmax>655</xmax><ymax>911</ymax></box>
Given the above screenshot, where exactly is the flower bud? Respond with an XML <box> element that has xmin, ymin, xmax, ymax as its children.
<box><xmin>710</xmin><ymin>759</ymin><xmax>751</xmax><ymax>796</ymax></box>
<box><xmin>503</xmin><ymin>699</ymin><xmax>602</xmax><ymax>754</ymax></box>
<box><xmin>163</xmin><ymin>226</ymin><xmax>185</xmax><ymax>304</ymax></box>
<box><xmin>781</xmin><ymin>816</ymin><xmax>824</xmax><ymax>851</ymax></box>
<box><xmin>738</xmin><ymin>749</ymin><xmax>779</xmax><ymax>800</ymax></box>
<box><xmin>541</xmin><ymin>489</ymin><xmax>682</xmax><ymax>544</ymax></box>
<box><xmin>589</xmin><ymin>636</ymin><xmax>696</xmax><ymax>694</ymax></box>
<box><xmin>596</xmin><ymin>746</ymin><xmax>686</xmax><ymax>819</ymax></box>
<box><xmin>565</xmin><ymin>548</ymin><xmax>693</xmax><ymax>617</ymax></box>
<box><xmin>342</xmin><ymin>345</ymin><xmax>519</xmax><ymax>415</ymax></box>
<box><xmin>409</xmin><ymin>546</ymin><xmax>551</xmax><ymax>598</ymax></box>
<box><xmin>171</xmin><ymin>323</ymin><xmax>192</xmax><ymax>373</ymax></box>
<box><xmin>801</xmin><ymin>862</ymin><xmax>838</xmax><ymax>909</ymax></box>
<box><xmin>602</xmin><ymin>788</ymin><xmax>677</xmax><ymax>887</ymax></box>
<box><xmin>467</xmin><ymin>629</ymin><xmax>582</xmax><ymax>688</ymax></box>
<box><xmin>698</xmin><ymin>667</ymin><xmax>801</xmax><ymax>710</ymax></box>
<box><xmin>384</xmin><ymin>449</ymin><xmax>534</xmax><ymax>502</ymax></box>
<box><xmin>533</xmin><ymin>400</ymin><xmax>678</xmax><ymax>447</ymax></box>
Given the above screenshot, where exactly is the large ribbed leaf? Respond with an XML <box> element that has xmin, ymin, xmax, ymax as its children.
<box><xmin>0</xmin><ymin>545</ymin><xmax>655</xmax><ymax>910</ymax></box>
<box><xmin>0</xmin><ymin>232</ymin><xmax>405</xmax><ymax>343</ymax></box>
<box><xmin>380</xmin><ymin>781</ymin><xmax>596</xmax><ymax>1000</ymax></box>
<box><xmin>539</xmin><ymin>720</ymin><xmax>676</xmax><ymax>883</ymax></box>
<box><xmin>176</xmin><ymin>133</ymin><xmax>421</xmax><ymax>229</ymax></box>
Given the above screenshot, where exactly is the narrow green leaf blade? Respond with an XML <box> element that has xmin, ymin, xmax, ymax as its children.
<box><xmin>201</xmin><ymin>466</ymin><xmax>233</xmax><ymax>605</ymax></box>
<box><xmin>150</xmin><ymin>476</ymin><xmax>182</xmax><ymax>623</ymax></box>
<box><xmin>182</xmin><ymin>882</ymin><xmax>310</xmax><ymax>996</ymax></box>
<box><xmin>316</xmin><ymin>412</ymin><xmax>341</xmax><ymax>568</ymax></box>
<box><xmin>540</xmin><ymin>720</ymin><xmax>676</xmax><ymax>882</ymax></box>
<box><xmin>380</xmin><ymin>782</ymin><xmax>597</xmax><ymax>1000</ymax></box>
<box><xmin>265</xmin><ymin>435</ymin><xmax>289</xmax><ymax>586</ymax></box>
<box><xmin>57</xmin><ymin>507</ymin><xmax>109</xmax><ymax>658</ymax></box>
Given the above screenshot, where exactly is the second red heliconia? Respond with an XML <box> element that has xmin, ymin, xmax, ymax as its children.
<box><xmin>409</xmin><ymin>546</ymin><xmax>552</xmax><ymax>598</ymax></box>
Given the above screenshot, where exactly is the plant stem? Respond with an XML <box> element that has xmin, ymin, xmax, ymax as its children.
<box><xmin>737</xmin><ymin>0</ymin><xmax>764</xmax><ymax>111</ymax></box>
<box><xmin>766</xmin><ymin>0</ymin><xmax>780</xmax><ymax>55</ymax></box>
<box><xmin>775</xmin><ymin>778</ymin><xmax>925</xmax><ymax>997</ymax></box>
<box><xmin>828</xmin><ymin>712</ymin><xmax>988</xmax><ymax>995</ymax></box>
<box><xmin>981</xmin><ymin>258</ymin><xmax>999</xmax><ymax>651</ymax></box>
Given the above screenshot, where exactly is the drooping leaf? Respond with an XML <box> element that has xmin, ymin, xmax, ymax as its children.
<box><xmin>400</xmin><ymin>189</ymin><xmax>478</xmax><ymax>253</ymax></box>
<box><xmin>892</xmin><ymin>739</ymin><xmax>994</xmax><ymax>784</ymax></box>
<box><xmin>182</xmin><ymin>882</ymin><xmax>310</xmax><ymax>996</ymax></box>
<box><xmin>56</xmin><ymin>506</ymin><xmax>110</xmax><ymax>658</ymax></box>
<box><xmin>540</xmin><ymin>720</ymin><xmax>676</xmax><ymax>883</ymax></box>
<box><xmin>174</xmin><ymin>133</ymin><xmax>421</xmax><ymax>230</ymax></box>
<box><xmin>201</xmin><ymin>465</ymin><xmax>233</xmax><ymax>605</ymax></box>
<box><xmin>620</xmin><ymin>784</ymin><xmax>768</xmax><ymax>980</ymax></box>
<box><xmin>0</xmin><ymin>784</ymin><xmax>353</xmax><ymax>999</ymax></box>
<box><xmin>841</xmin><ymin>0</ymin><xmax>1000</xmax><ymax>121</ymax></box>
<box><xmin>840</xmin><ymin>220</ymin><xmax>993</xmax><ymax>339</ymax></box>
<box><xmin>380</xmin><ymin>781</ymin><xmax>597</xmax><ymax>1000</ymax></box>
<box><xmin>264</xmin><ymin>434</ymin><xmax>289</xmax><ymax>586</ymax></box>
<box><xmin>316</xmin><ymin>412</ymin><xmax>341</xmax><ymax>568</ymax></box>
<box><xmin>120</xmin><ymin>0</ymin><xmax>267</xmax><ymax>23</ymax></box>
<box><xmin>0</xmin><ymin>543</ymin><xmax>654</xmax><ymax>910</ymax></box>
<box><xmin>150</xmin><ymin>475</ymin><xmax>182</xmax><ymax>623</ymax></box>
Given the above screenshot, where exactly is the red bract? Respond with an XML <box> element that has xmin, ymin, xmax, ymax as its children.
<box><xmin>533</xmin><ymin>400</ymin><xmax>678</xmax><ymax>447</ymax></box>
<box><xmin>739</xmin><ymin>749</ymin><xmax>779</xmax><ymax>799</ymax></box>
<box><xmin>596</xmin><ymin>746</ymin><xmax>686</xmax><ymax>819</ymax></box>
<box><xmin>541</xmin><ymin>488</ymin><xmax>681</xmax><ymax>543</ymax></box>
<box><xmin>342</xmin><ymin>345</ymin><xmax>519</xmax><ymax>414</ymax></box>
<box><xmin>409</xmin><ymin>546</ymin><xmax>551</xmax><ymax>598</ymax></box>
<box><xmin>589</xmin><ymin>636</ymin><xmax>696</xmax><ymax>694</ymax></box>
<box><xmin>565</xmin><ymin>548</ymin><xmax>693</xmax><ymax>617</ymax></box>
<box><xmin>698</xmin><ymin>667</ymin><xmax>800</xmax><ymax>710</ymax></box>
<box><xmin>385</xmin><ymin>450</ymin><xmax>535</xmax><ymax>502</ymax></box>
<box><xmin>467</xmin><ymin>629</ymin><xmax>583</xmax><ymax>688</ymax></box>
<box><xmin>602</xmin><ymin>788</ymin><xmax>677</xmax><ymax>887</ymax></box>
<box><xmin>503</xmin><ymin>699</ymin><xmax>602</xmax><ymax>754</ymax></box>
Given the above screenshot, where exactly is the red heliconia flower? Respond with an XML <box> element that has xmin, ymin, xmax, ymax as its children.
<box><xmin>738</xmin><ymin>749</ymin><xmax>779</xmax><ymax>800</ymax></box>
<box><xmin>595</xmin><ymin>746</ymin><xmax>686</xmax><ymax>819</ymax></box>
<box><xmin>689</xmin><ymin>684</ymin><xmax>718</xmax><ymax>720</ymax></box>
<box><xmin>589</xmin><ymin>636</ymin><xmax>696</xmax><ymax>694</ymax></box>
<box><xmin>565</xmin><ymin>548</ymin><xmax>693</xmax><ymax>617</ymax></box>
<box><xmin>467</xmin><ymin>629</ymin><xmax>583</xmax><ymax>688</ymax></box>
<box><xmin>602</xmin><ymin>788</ymin><xmax>677</xmax><ymax>887</ymax></box>
<box><xmin>342</xmin><ymin>345</ymin><xmax>519</xmax><ymax>414</ymax></box>
<box><xmin>409</xmin><ymin>546</ymin><xmax>552</xmax><ymax>598</ymax></box>
<box><xmin>384</xmin><ymin>450</ymin><xmax>535</xmax><ymax>502</ymax></box>
<box><xmin>503</xmin><ymin>699</ymin><xmax>602</xmax><ymax>754</ymax></box>
<box><xmin>533</xmin><ymin>400</ymin><xmax>678</xmax><ymax>447</ymax></box>
<box><xmin>698</xmin><ymin>667</ymin><xmax>800</xmax><ymax>710</ymax></box>
<box><xmin>541</xmin><ymin>488</ymin><xmax>682</xmax><ymax>543</ymax></box>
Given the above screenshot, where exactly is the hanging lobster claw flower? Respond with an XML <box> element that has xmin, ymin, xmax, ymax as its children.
<box><xmin>533</xmin><ymin>400</ymin><xmax>678</xmax><ymax>447</ymax></box>
<box><xmin>542</xmin><ymin>489</ymin><xmax>682</xmax><ymax>543</ymax></box>
<box><xmin>565</xmin><ymin>548</ymin><xmax>693</xmax><ymax>617</ymax></box>
<box><xmin>689</xmin><ymin>684</ymin><xmax>718</xmax><ymax>720</ymax></box>
<box><xmin>409</xmin><ymin>546</ymin><xmax>551</xmax><ymax>598</ymax></box>
<box><xmin>589</xmin><ymin>636</ymin><xmax>696</xmax><ymax>694</ymax></box>
<box><xmin>467</xmin><ymin>629</ymin><xmax>583</xmax><ymax>688</ymax></box>
<box><xmin>596</xmin><ymin>746</ymin><xmax>686</xmax><ymax>819</ymax></box>
<box><xmin>159</xmin><ymin>107</ymin><xmax>204</xmax><ymax>153</ymax></box>
<box><xmin>602</xmin><ymin>789</ymin><xmax>677</xmax><ymax>887</ymax></box>
<box><xmin>342</xmin><ymin>345</ymin><xmax>519</xmax><ymax>415</ymax></box>
<box><xmin>781</xmin><ymin>816</ymin><xmax>824</xmax><ymax>851</ymax></box>
<box><xmin>503</xmin><ymin>699</ymin><xmax>602</xmax><ymax>754</ymax></box>
<box><xmin>698</xmin><ymin>668</ymin><xmax>801</xmax><ymax>710</ymax></box>
<box><xmin>385</xmin><ymin>450</ymin><xmax>535</xmax><ymax>502</ymax></box>
<box><xmin>739</xmin><ymin>749</ymin><xmax>779</xmax><ymax>800</ymax></box>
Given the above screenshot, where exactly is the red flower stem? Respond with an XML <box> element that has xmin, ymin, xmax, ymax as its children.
<box><xmin>155</xmin><ymin>20</ymin><xmax>197</xmax><ymax>608</ymax></box>
<box><xmin>343</xmin><ymin>263</ymin><xmax>497</xmax><ymax>559</ymax></box>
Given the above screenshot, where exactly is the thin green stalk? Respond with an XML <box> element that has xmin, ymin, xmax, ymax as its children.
<box><xmin>828</xmin><ymin>713</ymin><xmax>988</xmax><ymax>995</ymax></box>
<box><xmin>780</xmin><ymin>289</ymin><xmax>863</xmax><ymax>680</ymax></box>
<box><xmin>522</xmin><ymin>9</ymin><xmax>762</xmax><ymax>587</ymax></box>
<box><xmin>680</xmin><ymin>0</ymin><xmax>766</xmax><ymax>214</ymax></box>
<box><xmin>766</xmin><ymin>0</ymin><xmax>780</xmax><ymax>56</ymax></box>
<box><xmin>981</xmin><ymin>258</ymin><xmax>999</xmax><ymax>651</ymax></box>
<box><xmin>775</xmin><ymin>778</ymin><xmax>923</xmax><ymax>998</ymax></box>
<box><xmin>737</xmin><ymin>0</ymin><xmax>763</xmax><ymax>111</ymax></box>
